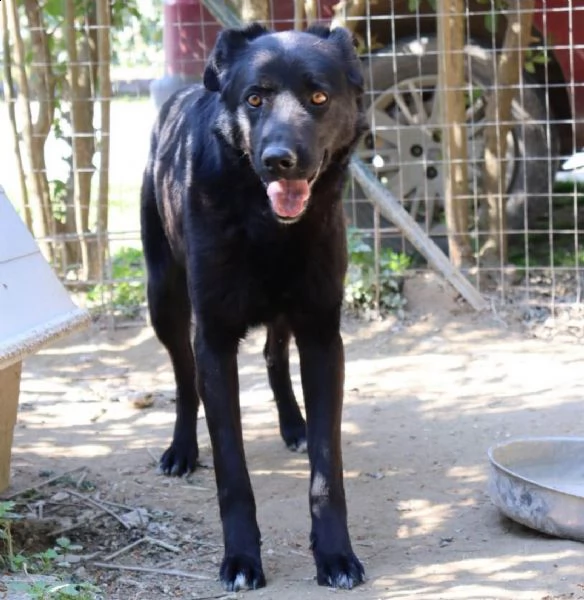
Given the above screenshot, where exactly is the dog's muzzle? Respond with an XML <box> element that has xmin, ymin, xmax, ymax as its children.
<box><xmin>264</xmin><ymin>153</ymin><xmax>327</xmax><ymax>224</ymax></box>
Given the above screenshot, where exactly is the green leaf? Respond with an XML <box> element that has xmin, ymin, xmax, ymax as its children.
<box><xmin>43</xmin><ymin>0</ymin><xmax>64</xmax><ymax>18</ymax></box>
<box><xmin>484</xmin><ymin>12</ymin><xmax>497</xmax><ymax>34</ymax></box>
<box><xmin>56</xmin><ymin>536</ymin><xmax>72</xmax><ymax>549</ymax></box>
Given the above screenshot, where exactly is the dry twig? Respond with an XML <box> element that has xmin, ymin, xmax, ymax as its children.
<box><xmin>91</xmin><ymin>561</ymin><xmax>212</xmax><ymax>580</ymax></box>
<box><xmin>146</xmin><ymin>448</ymin><xmax>159</xmax><ymax>465</ymax></box>
<box><xmin>103</xmin><ymin>536</ymin><xmax>180</xmax><ymax>562</ymax></box>
<box><xmin>67</xmin><ymin>490</ymin><xmax>131</xmax><ymax>530</ymax></box>
<box><xmin>2</xmin><ymin>467</ymin><xmax>85</xmax><ymax>500</ymax></box>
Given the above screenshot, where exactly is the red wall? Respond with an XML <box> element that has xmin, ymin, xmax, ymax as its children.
<box><xmin>163</xmin><ymin>0</ymin><xmax>338</xmax><ymax>79</ymax></box>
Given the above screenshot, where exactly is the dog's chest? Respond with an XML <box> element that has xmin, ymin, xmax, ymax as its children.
<box><xmin>246</xmin><ymin>238</ymin><xmax>307</xmax><ymax>312</ymax></box>
<box><xmin>194</xmin><ymin>232</ymin><xmax>314</xmax><ymax>324</ymax></box>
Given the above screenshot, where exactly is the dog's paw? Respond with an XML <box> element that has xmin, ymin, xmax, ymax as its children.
<box><xmin>220</xmin><ymin>554</ymin><xmax>266</xmax><ymax>591</ymax></box>
<box><xmin>281</xmin><ymin>421</ymin><xmax>307</xmax><ymax>453</ymax></box>
<box><xmin>315</xmin><ymin>550</ymin><xmax>365</xmax><ymax>589</ymax></box>
<box><xmin>159</xmin><ymin>440</ymin><xmax>199</xmax><ymax>477</ymax></box>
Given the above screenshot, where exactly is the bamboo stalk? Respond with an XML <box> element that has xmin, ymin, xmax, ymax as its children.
<box><xmin>64</xmin><ymin>0</ymin><xmax>92</xmax><ymax>280</ymax></box>
<box><xmin>95</xmin><ymin>0</ymin><xmax>112</xmax><ymax>284</ymax></box>
<box><xmin>437</xmin><ymin>0</ymin><xmax>474</xmax><ymax>268</ymax></box>
<box><xmin>304</xmin><ymin>0</ymin><xmax>317</xmax><ymax>25</ymax></box>
<box><xmin>294</xmin><ymin>0</ymin><xmax>304</xmax><ymax>30</ymax></box>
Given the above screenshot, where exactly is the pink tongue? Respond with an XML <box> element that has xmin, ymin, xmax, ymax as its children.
<box><xmin>266</xmin><ymin>179</ymin><xmax>310</xmax><ymax>218</ymax></box>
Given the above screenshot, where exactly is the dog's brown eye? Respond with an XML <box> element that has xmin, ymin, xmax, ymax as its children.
<box><xmin>247</xmin><ymin>94</ymin><xmax>262</xmax><ymax>107</ymax></box>
<box><xmin>311</xmin><ymin>91</ymin><xmax>328</xmax><ymax>105</ymax></box>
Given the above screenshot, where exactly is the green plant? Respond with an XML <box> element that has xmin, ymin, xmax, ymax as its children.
<box><xmin>345</xmin><ymin>229</ymin><xmax>410</xmax><ymax>316</ymax></box>
<box><xmin>2</xmin><ymin>522</ymin><xmax>102</xmax><ymax>599</ymax></box>
<box><xmin>8</xmin><ymin>580</ymin><xmax>102</xmax><ymax>600</ymax></box>
<box><xmin>0</xmin><ymin>500</ymin><xmax>22</xmax><ymax>571</ymax></box>
<box><xmin>87</xmin><ymin>246</ymin><xmax>146</xmax><ymax>316</ymax></box>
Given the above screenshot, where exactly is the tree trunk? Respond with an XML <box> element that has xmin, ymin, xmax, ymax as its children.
<box><xmin>96</xmin><ymin>0</ymin><xmax>112</xmax><ymax>285</ymax></box>
<box><xmin>64</xmin><ymin>0</ymin><xmax>95</xmax><ymax>282</ymax></box>
<box><xmin>22</xmin><ymin>0</ymin><xmax>58</xmax><ymax>256</ymax></box>
<box><xmin>0</xmin><ymin>0</ymin><xmax>31</xmax><ymax>230</ymax></box>
<box><xmin>437</xmin><ymin>0</ymin><xmax>474</xmax><ymax>268</ymax></box>
<box><xmin>480</xmin><ymin>0</ymin><xmax>536</xmax><ymax>268</ymax></box>
<box><xmin>23</xmin><ymin>0</ymin><xmax>55</xmax><ymax>143</ymax></box>
<box><xmin>240</xmin><ymin>0</ymin><xmax>270</xmax><ymax>24</ymax></box>
<box><xmin>5</xmin><ymin>0</ymin><xmax>53</xmax><ymax>261</ymax></box>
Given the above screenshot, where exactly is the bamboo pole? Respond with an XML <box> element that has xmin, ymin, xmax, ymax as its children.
<box><xmin>294</xmin><ymin>0</ymin><xmax>304</xmax><ymax>30</ymax></box>
<box><xmin>437</xmin><ymin>0</ymin><xmax>474</xmax><ymax>268</ymax></box>
<box><xmin>305</xmin><ymin>0</ymin><xmax>317</xmax><ymax>25</ymax></box>
<box><xmin>95</xmin><ymin>0</ymin><xmax>112</xmax><ymax>283</ymax></box>
<box><xmin>241</xmin><ymin>0</ymin><xmax>270</xmax><ymax>24</ymax></box>
<box><xmin>64</xmin><ymin>0</ymin><xmax>92</xmax><ymax>281</ymax></box>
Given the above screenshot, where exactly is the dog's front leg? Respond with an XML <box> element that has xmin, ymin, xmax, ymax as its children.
<box><xmin>194</xmin><ymin>327</ymin><xmax>265</xmax><ymax>591</ymax></box>
<box><xmin>295</xmin><ymin>319</ymin><xmax>364</xmax><ymax>589</ymax></box>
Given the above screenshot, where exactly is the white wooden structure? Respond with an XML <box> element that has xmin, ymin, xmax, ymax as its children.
<box><xmin>0</xmin><ymin>186</ymin><xmax>89</xmax><ymax>492</ymax></box>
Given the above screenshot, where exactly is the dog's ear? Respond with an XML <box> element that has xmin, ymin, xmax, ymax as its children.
<box><xmin>204</xmin><ymin>23</ymin><xmax>269</xmax><ymax>93</ymax></box>
<box><xmin>306</xmin><ymin>25</ymin><xmax>363</xmax><ymax>91</ymax></box>
<box><xmin>328</xmin><ymin>27</ymin><xmax>364</xmax><ymax>91</ymax></box>
<box><xmin>306</xmin><ymin>24</ymin><xmax>359</xmax><ymax>49</ymax></box>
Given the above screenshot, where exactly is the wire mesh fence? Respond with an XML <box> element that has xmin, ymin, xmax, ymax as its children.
<box><xmin>1</xmin><ymin>0</ymin><xmax>583</xmax><ymax>327</ymax></box>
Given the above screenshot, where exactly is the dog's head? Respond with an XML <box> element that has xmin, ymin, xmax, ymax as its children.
<box><xmin>204</xmin><ymin>23</ymin><xmax>366</xmax><ymax>224</ymax></box>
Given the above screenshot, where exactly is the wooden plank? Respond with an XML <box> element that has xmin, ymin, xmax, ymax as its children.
<box><xmin>0</xmin><ymin>362</ymin><xmax>22</xmax><ymax>492</ymax></box>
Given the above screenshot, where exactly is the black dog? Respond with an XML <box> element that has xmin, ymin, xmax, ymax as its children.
<box><xmin>141</xmin><ymin>23</ymin><xmax>367</xmax><ymax>591</ymax></box>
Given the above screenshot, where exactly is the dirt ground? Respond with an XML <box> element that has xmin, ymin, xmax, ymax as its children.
<box><xmin>4</xmin><ymin>274</ymin><xmax>584</xmax><ymax>600</ymax></box>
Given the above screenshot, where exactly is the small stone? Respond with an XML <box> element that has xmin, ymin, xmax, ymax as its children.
<box><xmin>120</xmin><ymin>508</ymin><xmax>150</xmax><ymax>528</ymax></box>
<box><xmin>50</xmin><ymin>492</ymin><xmax>70</xmax><ymax>502</ymax></box>
<box><xmin>74</xmin><ymin>566</ymin><xmax>87</xmax><ymax>578</ymax></box>
<box><xmin>127</xmin><ymin>391</ymin><xmax>154</xmax><ymax>409</ymax></box>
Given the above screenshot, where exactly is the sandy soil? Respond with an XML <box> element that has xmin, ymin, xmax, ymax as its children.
<box><xmin>4</xmin><ymin>274</ymin><xmax>584</xmax><ymax>600</ymax></box>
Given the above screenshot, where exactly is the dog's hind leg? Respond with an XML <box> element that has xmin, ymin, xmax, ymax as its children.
<box><xmin>264</xmin><ymin>316</ymin><xmax>307</xmax><ymax>452</ymax></box>
<box><xmin>142</xmin><ymin>184</ymin><xmax>199</xmax><ymax>476</ymax></box>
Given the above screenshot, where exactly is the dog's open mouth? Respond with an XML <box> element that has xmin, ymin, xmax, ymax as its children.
<box><xmin>265</xmin><ymin>154</ymin><xmax>326</xmax><ymax>223</ymax></box>
<box><xmin>266</xmin><ymin>179</ymin><xmax>310</xmax><ymax>220</ymax></box>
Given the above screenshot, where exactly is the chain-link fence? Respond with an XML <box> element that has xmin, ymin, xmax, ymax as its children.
<box><xmin>1</xmin><ymin>0</ymin><xmax>583</xmax><ymax>326</ymax></box>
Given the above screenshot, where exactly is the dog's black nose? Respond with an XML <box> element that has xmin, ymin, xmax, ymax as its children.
<box><xmin>261</xmin><ymin>147</ymin><xmax>297</xmax><ymax>174</ymax></box>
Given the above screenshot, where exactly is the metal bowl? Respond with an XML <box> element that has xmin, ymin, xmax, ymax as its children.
<box><xmin>488</xmin><ymin>437</ymin><xmax>584</xmax><ymax>542</ymax></box>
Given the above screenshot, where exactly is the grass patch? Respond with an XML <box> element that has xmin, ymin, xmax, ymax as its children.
<box><xmin>345</xmin><ymin>228</ymin><xmax>411</xmax><ymax>317</ymax></box>
<box><xmin>1</xmin><ymin>501</ymin><xmax>103</xmax><ymax>599</ymax></box>
<box><xmin>87</xmin><ymin>246</ymin><xmax>146</xmax><ymax>317</ymax></box>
